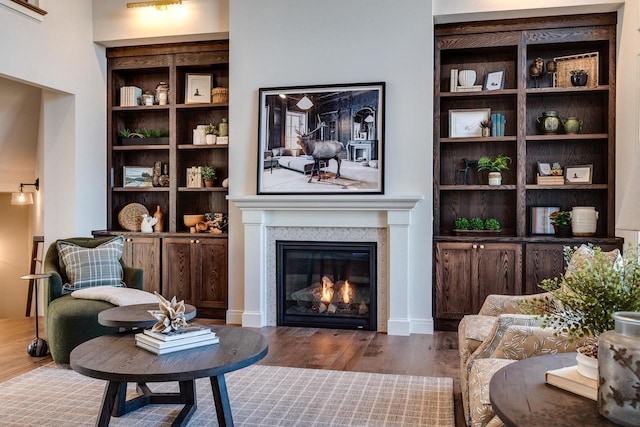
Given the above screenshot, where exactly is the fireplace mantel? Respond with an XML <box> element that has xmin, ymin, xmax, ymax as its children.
<box><xmin>228</xmin><ymin>195</ymin><xmax>423</xmax><ymax>211</ymax></box>
<box><xmin>228</xmin><ymin>194</ymin><xmax>425</xmax><ymax>336</ymax></box>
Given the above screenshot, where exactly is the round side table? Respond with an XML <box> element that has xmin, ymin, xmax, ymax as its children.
<box><xmin>20</xmin><ymin>273</ymin><xmax>51</xmax><ymax>357</ymax></box>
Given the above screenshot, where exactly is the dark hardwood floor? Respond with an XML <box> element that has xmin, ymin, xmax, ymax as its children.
<box><xmin>0</xmin><ymin>316</ymin><xmax>464</xmax><ymax>426</ymax></box>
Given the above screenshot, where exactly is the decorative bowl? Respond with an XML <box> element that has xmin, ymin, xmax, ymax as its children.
<box><xmin>183</xmin><ymin>214</ymin><xmax>205</xmax><ymax>228</ymax></box>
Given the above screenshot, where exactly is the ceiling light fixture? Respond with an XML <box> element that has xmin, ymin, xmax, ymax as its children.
<box><xmin>11</xmin><ymin>178</ymin><xmax>39</xmax><ymax>206</ymax></box>
<box><xmin>126</xmin><ymin>0</ymin><xmax>182</xmax><ymax>10</ymax></box>
<box><xmin>296</xmin><ymin>95</ymin><xmax>313</xmax><ymax>110</ymax></box>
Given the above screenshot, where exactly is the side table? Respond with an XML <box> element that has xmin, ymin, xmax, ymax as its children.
<box><xmin>19</xmin><ymin>273</ymin><xmax>50</xmax><ymax>357</ymax></box>
<box><xmin>490</xmin><ymin>353</ymin><xmax>616</xmax><ymax>426</ymax></box>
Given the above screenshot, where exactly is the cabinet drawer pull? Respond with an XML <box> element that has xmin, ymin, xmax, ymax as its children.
<box><xmin>196</xmin><ymin>240</ymin><xmax>200</xmax><ymax>244</ymax></box>
<box><xmin>479</xmin><ymin>244</ymin><xmax>485</xmax><ymax>249</ymax></box>
<box><xmin>472</xmin><ymin>244</ymin><xmax>478</xmax><ymax>249</ymax></box>
<box><xmin>190</xmin><ymin>239</ymin><xmax>195</xmax><ymax>243</ymax></box>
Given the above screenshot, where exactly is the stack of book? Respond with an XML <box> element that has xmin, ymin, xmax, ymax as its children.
<box><xmin>120</xmin><ymin>86</ymin><xmax>142</xmax><ymax>107</ymax></box>
<box><xmin>545</xmin><ymin>365</ymin><xmax>597</xmax><ymax>400</ymax></box>
<box><xmin>537</xmin><ymin>174</ymin><xmax>565</xmax><ymax>185</ymax></box>
<box><xmin>135</xmin><ymin>324</ymin><xmax>218</xmax><ymax>355</ymax></box>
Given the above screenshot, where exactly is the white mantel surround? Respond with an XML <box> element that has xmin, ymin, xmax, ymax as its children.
<box><xmin>228</xmin><ymin>195</ymin><xmax>424</xmax><ymax>336</ymax></box>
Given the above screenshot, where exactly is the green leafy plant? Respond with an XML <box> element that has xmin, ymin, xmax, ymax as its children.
<box><xmin>520</xmin><ymin>244</ymin><xmax>640</xmax><ymax>343</ymax></box>
<box><xmin>201</xmin><ymin>166</ymin><xmax>216</xmax><ymax>180</ymax></box>
<box><xmin>204</xmin><ymin>123</ymin><xmax>218</xmax><ymax>136</ymax></box>
<box><xmin>455</xmin><ymin>217</ymin><xmax>471</xmax><ymax>230</ymax></box>
<box><xmin>484</xmin><ymin>218</ymin><xmax>501</xmax><ymax>230</ymax></box>
<box><xmin>549</xmin><ymin>210</ymin><xmax>571</xmax><ymax>227</ymax></box>
<box><xmin>119</xmin><ymin>129</ymin><xmax>132</xmax><ymax>138</ymax></box>
<box><xmin>470</xmin><ymin>217</ymin><xmax>484</xmax><ymax>230</ymax></box>
<box><xmin>477</xmin><ymin>154</ymin><xmax>511</xmax><ymax>173</ymax></box>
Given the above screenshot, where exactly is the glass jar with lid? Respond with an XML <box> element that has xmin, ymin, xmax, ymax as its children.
<box><xmin>155</xmin><ymin>82</ymin><xmax>169</xmax><ymax>105</ymax></box>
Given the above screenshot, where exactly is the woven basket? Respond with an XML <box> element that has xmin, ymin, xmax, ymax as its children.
<box><xmin>553</xmin><ymin>52</ymin><xmax>599</xmax><ymax>88</ymax></box>
<box><xmin>211</xmin><ymin>87</ymin><xmax>229</xmax><ymax>103</ymax></box>
<box><xmin>118</xmin><ymin>203</ymin><xmax>149</xmax><ymax>231</ymax></box>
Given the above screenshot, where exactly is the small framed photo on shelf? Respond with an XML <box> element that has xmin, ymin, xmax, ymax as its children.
<box><xmin>565</xmin><ymin>164</ymin><xmax>593</xmax><ymax>184</ymax></box>
<box><xmin>185</xmin><ymin>73</ymin><xmax>212</xmax><ymax>104</ymax></box>
<box><xmin>484</xmin><ymin>70</ymin><xmax>505</xmax><ymax>91</ymax></box>
<box><xmin>530</xmin><ymin>206</ymin><xmax>561</xmax><ymax>235</ymax></box>
<box><xmin>449</xmin><ymin>108</ymin><xmax>491</xmax><ymax>138</ymax></box>
<box><xmin>123</xmin><ymin>166</ymin><xmax>154</xmax><ymax>188</ymax></box>
<box><xmin>537</xmin><ymin>162</ymin><xmax>552</xmax><ymax>176</ymax></box>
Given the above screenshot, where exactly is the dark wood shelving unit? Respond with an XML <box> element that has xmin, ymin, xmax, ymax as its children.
<box><xmin>433</xmin><ymin>13</ymin><xmax>622</xmax><ymax>330</ymax></box>
<box><xmin>95</xmin><ymin>41</ymin><xmax>230</xmax><ymax>319</ymax></box>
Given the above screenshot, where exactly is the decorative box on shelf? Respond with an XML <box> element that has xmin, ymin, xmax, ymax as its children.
<box><xmin>536</xmin><ymin>174</ymin><xmax>565</xmax><ymax>185</ymax></box>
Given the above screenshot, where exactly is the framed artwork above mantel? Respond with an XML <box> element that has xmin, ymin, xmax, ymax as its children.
<box><xmin>257</xmin><ymin>82</ymin><xmax>385</xmax><ymax>195</ymax></box>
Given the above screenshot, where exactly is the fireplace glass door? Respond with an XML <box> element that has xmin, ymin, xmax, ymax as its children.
<box><xmin>276</xmin><ymin>241</ymin><xmax>376</xmax><ymax>330</ymax></box>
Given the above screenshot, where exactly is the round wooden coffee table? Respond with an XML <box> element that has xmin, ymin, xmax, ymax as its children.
<box><xmin>70</xmin><ymin>325</ymin><xmax>268</xmax><ymax>427</ymax></box>
<box><xmin>490</xmin><ymin>353</ymin><xmax>616</xmax><ymax>426</ymax></box>
<box><xmin>98</xmin><ymin>303</ymin><xmax>197</xmax><ymax>329</ymax></box>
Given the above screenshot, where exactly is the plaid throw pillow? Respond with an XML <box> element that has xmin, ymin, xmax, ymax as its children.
<box><xmin>57</xmin><ymin>236</ymin><xmax>125</xmax><ymax>293</ymax></box>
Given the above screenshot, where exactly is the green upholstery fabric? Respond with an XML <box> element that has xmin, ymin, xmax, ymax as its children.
<box><xmin>44</xmin><ymin>237</ymin><xmax>143</xmax><ymax>364</ymax></box>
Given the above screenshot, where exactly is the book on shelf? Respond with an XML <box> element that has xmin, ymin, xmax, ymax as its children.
<box><xmin>456</xmin><ymin>85</ymin><xmax>482</xmax><ymax>92</ymax></box>
<box><xmin>119</xmin><ymin>86</ymin><xmax>141</xmax><ymax>107</ymax></box>
<box><xmin>545</xmin><ymin>365</ymin><xmax>597</xmax><ymax>401</ymax></box>
<box><xmin>136</xmin><ymin>335</ymin><xmax>219</xmax><ymax>355</ymax></box>
<box><xmin>143</xmin><ymin>324</ymin><xmax>213</xmax><ymax>342</ymax></box>
<box><xmin>536</xmin><ymin>174</ymin><xmax>565</xmax><ymax>185</ymax></box>
<box><xmin>450</xmin><ymin>69</ymin><xmax>458</xmax><ymax>93</ymax></box>
<box><xmin>136</xmin><ymin>331</ymin><xmax>218</xmax><ymax>349</ymax></box>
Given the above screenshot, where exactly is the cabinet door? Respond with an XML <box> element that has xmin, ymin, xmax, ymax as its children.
<box><xmin>475</xmin><ymin>243</ymin><xmax>523</xmax><ymax>311</ymax></box>
<box><xmin>162</xmin><ymin>237</ymin><xmax>197</xmax><ymax>304</ymax></box>
<box><xmin>434</xmin><ymin>242</ymin><xmax>474</xmax><ymax>320</ymax></box>
<box><xmin>122</xmin><ymin>236</ymin><xmax>161</xmax><ymax>294</ymax></box>
<box><xmin>525</xmin><ymin>244</ymin><xmax>565</xmax><ymax>295</ymax></box>
<box><xmin>196</xmin><ymin>239</ymin><xmax>228</xmax><ymax>310</ymax></box>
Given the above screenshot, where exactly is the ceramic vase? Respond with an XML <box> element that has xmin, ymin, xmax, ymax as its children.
<box><xmin>488</xmin><ymin>172</ymin><xmax>502</xmax><ymax>186</ymax></box>
<box><xmin>598</xmin><ymin>312</ymin><xmax>640</xmax><ymax>426</ymax></box>
<box><xmin>458</xmin><ymin>70</ymin><xmax>476</xmax><ymax>87</ymax></box>
<box><xmin>571</xmin><ymin>206</ymin><xmax>598</xmax><ymax>237</ymax></box>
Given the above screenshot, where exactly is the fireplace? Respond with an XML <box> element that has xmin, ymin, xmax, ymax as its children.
<box><xmin>276</xmin><ymin>240</ymin><xmax>377</xmax><ymax>330</ymax></box>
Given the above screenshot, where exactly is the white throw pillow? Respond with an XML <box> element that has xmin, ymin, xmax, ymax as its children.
<box><xmin>71</xmin><ymin>286</ymin><xmax>159</xmax><ymax>306</ymax></box>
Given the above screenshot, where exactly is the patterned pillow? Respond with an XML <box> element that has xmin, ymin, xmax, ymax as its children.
<box><xmin>57</xmin><ymin>236</ymin><xmax>125</xmax><ymax>293</ymax></box>
<box><xmin>565</xmin><ymin>244</ymin><xmax>621</xmax><ymax>278</ymax></box>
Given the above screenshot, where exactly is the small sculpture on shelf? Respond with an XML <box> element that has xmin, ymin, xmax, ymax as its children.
<box><xmin>479</xmin><ymin>120</ymin><xmax>492</xmax><ymax>137</ymax></box>
<box><xmin>529</xmin><ymin>57</ymin><xmax>544</xmax><ymax>88</ymax></box>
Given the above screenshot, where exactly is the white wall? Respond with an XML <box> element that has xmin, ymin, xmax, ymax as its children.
<box><xmin>0</xmin><ymin>0</ymin><xmax>107</xmax><ymax>242</ymax></box>
<box><xmin>228</xmin><ymin>0</ymin><xmax>434</xmax><ymax>330</ymax></box>
<box><xmin>92</xmin><ymin>0</ymin><xmax>229</xmax><ymax>46</ymax></box>
<box><xmin>0</xmin><ymin>79</ymin><xmax>40</xmax><ymax>192</ymax></box>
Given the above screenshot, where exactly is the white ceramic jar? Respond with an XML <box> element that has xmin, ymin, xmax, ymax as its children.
<box><xmin>193</xmin><ymin>125</ymin><xmax>207</xmax><ymax>145</ymax></box>
<box><xmin>571</xmin><ymin>206</ymin><xmax>598</xmax><ymax>236</ymax></box>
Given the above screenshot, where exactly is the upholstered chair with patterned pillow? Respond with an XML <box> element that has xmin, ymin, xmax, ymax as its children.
<box><xmin>43</xmin><ymin>236</ymin><xmax>143</xmax><ymax>364</ymax></box>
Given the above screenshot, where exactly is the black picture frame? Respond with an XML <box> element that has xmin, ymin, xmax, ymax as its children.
<box><xmin>530</xmin><ymin>206</ymin><xmax>561</xmax><ymax>235</ymax></box>
<box><xmin>257</xmin><ymin>82</ymin><xmax>385</xmax><ymax>195</ymax></box>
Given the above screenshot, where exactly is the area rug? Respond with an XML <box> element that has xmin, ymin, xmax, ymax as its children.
<box><xmin>0</xmin><ymin>364</ymin><xmax>454</xmax><ymax>426</ymax></box>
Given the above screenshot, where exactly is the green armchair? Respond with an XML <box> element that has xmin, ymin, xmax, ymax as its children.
<box><xmin>43</xmin><ymin>237</ymin><xmax>143</xmax><ymax>364</ymax></box>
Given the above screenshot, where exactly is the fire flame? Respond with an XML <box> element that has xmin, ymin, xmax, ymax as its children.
<box><xmin>341</xmin><ymin>280</ymin><xmax>351</xmax><ymax>303</ymax></box>
<box><xmin>321</xmin><ymin>276</ymin><xmax>334</xmax><ymax>303</ymax></box>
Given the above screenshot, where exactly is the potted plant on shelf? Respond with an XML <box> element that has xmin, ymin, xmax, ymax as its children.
<box><xmin>204</xmin><ymin>123</ymin><xmax>218</xmax><ymax>145</ymax></box>
<box><xmin>479</xmin><ymin>119</ymin><xmax>492</xmax><ymax>137</ymax></box>
<box><xmin>549</xmin><ymin>210</ymin><xmax>572</xmax><ymax>237</ymax></box>
<box><xmin>118</xmin><ymin>128</ymin><xmax>169</xmax><ymax>146</ymax></box>
<box><xmin>477</xmin><ymin>154</ymin><xmax>511</xmax><ymax>185</ymax></box>
<box><xmin>519</xmin><ymin>244</ymin><xmax>640</xmax><ymax>381</ymax></box>
<box><xmin>201</xmin><ymin>166</ymin><xmax>216</xmax><ymax>187</ymax></box>
<box><xmin>453</xmin><ymin>217</ymin><xmax>501</xmax><ymax>236</ymax></box>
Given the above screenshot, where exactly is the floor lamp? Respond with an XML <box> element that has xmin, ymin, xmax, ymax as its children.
<box><xmin>20</xmin><ymin>273</ymin><xmax>50</xmax><ymax>357</ymax></box>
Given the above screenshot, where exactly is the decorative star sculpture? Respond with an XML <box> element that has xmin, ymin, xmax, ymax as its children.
<box><xmin>148</xmin><ymin>292</ymin><xmax>188</xmax><ymax>333</ymax></box>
